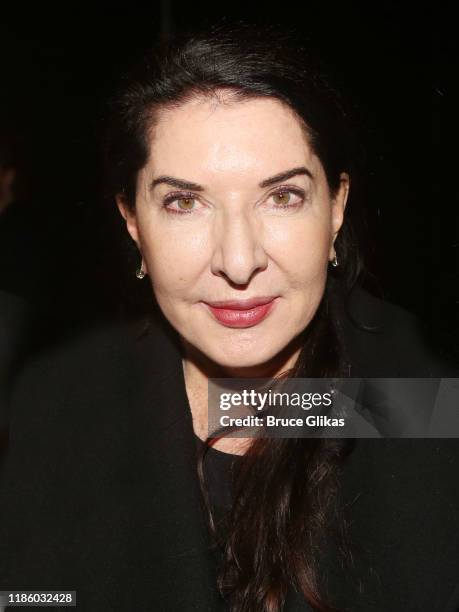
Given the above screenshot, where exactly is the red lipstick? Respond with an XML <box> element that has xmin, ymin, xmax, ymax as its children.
<box><xmin>204</xmin><ymin>297</ymin><xmax>277</xmax><ymax>328</ymax></box>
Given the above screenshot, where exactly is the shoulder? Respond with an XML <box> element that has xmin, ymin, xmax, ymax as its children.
<box><xmin>11</xmin><ymin>315</ymin><xmax>174</xmax><ymax>387</ymax></box>
<box><xmin>0</xmin><ymin>315</ymin><xmax>185</xmax><ymax>518</ymax></box>
<box><xmin>5</xmin><ymin>316</ymin><xmax>179</xmax><ymax>450</ymax></box>
<box><xmin>337</xmin><ymin>284</ymin><xmax>458</xmax><ymax>376</ymax></box>
<box><xmin>9</xmin><ymin>319</ymin><xmax>136</xmax><ymax>411</ymax></box>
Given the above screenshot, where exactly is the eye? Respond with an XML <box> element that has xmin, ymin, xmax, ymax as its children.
<box><xmin>175</xmin><ymin>197</ymin><xmax>196</xmax><ymax>211</ymax></box>
<box><xmin>162</xmin><ymin>193</ymin><xmax>200</xmax><ymax>214</ymax></box>
<box><xmin>273</xmin><ymin>192</ymin><xmax>293</xmax><ymax>206</ymax></box>
<box><xmin>267</xmin><ymin>188</ymin><xmax>305</xmax><ymax>210</ymax></box>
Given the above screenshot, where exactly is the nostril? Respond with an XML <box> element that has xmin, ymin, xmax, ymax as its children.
<box><xmin>217</xmin><ymin>271</ymin><xmax>255</xmax><ymax>290</ymax></box>
<box><xmin>210</xmin><ymin>216</ymin><xmax>268</xmax><ymax>285</ymax></box>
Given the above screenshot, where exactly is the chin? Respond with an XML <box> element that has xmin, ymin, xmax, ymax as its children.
<box><xmin>202</xmin><ymin>338</ymin><xmax>288</xmax><ymax>373</ymax></box>
<box><xmin>213</xmin><ymin>354</ymin><xmax>268</xmax><ymax>370</ymax></box>
<box><xmin>176</xmin><ymin>312</ymin><xmax>301</xmax><ymax>372</ymax></box>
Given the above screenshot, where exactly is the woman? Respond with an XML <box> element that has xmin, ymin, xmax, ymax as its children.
<box><xmin>0</xmin><ymin>23</ymin><xmax>458</xmax><ymax>612</ymax></box>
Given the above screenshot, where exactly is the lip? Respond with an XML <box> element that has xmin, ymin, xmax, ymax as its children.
<box><xmin>203</xmin><ymin>296</ymin><xmax>278</xmax><ymax>328</ymax></box>
<box><xmin>205</xmin><ymin>296</ymin><xmax>277</xmax><ymax>310</ymax></box>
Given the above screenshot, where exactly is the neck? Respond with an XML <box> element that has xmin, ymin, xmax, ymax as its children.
<box><xmin>180</xmin><ymin>336</ymin><xmax>303</xmax><ymax>451</ymax></box>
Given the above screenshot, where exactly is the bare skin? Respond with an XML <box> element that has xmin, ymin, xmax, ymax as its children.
<box><xmin>117</xmin><ymin>92</ymin><xmax>349</xmax><ymax>454</ymax></box>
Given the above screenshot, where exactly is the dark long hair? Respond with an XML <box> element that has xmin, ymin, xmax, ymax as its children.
<box><xmin>104</xmin><ymin>22</ymin><xmax>363</xmax><ymax>611</ymax></box>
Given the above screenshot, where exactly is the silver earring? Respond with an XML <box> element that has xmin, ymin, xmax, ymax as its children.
<box><xmin>331</xmin><ymin>253</ymin><xmax>339</xmax><ymax>268</ymax></box>
<box><xmin>136</xmin><ymin>259</ymin><xmax>146</xmax><ymax>279</ymax></box>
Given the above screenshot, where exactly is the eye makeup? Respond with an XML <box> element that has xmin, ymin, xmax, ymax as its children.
<box><xmin>160</xmin><ymin>185</ymin><xmax>310</xmax><ymax>216</ymax></box>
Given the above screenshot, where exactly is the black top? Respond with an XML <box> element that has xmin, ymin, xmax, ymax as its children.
<box><xmin>194</xmin><ymin>435</ymin><xmax>238</xmax><ymax>522</ymax></box>
<box><xmin>0</xmin><ymin>286</ymin><xmax>458</xmax><ymax>612</ymax></box>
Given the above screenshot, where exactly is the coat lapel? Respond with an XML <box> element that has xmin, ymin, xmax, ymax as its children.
<box><xmin>106</xmin><ymin>319</ymin><xmax>225</xmax><ymax>611</ymax></box>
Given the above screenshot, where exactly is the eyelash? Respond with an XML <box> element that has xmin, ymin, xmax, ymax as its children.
<box><xmin>162</xmin><ymin>186</ymin><xmax>307</xmax><ymax>215</ymax></box>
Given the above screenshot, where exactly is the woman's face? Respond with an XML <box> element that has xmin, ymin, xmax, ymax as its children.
<box><xmin>118</xmin><ymin>94</ymin><xmax>348</xmax><ymax>370</ymax></box>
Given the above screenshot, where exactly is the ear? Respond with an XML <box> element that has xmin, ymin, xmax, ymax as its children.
<box><xmin>329</xmin><ymin>172</ymin><xmax>350</xmax><ymax>260</ymax></box>
<box><xmin>116</xmin><ymin>193</ymin><xmax>140</xmax><ymax>247</ymax></box>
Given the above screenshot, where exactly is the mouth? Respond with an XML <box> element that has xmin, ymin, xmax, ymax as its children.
<box><xmin>202</xmin><ymin>296</ymin><xmax>278</xmax><ymax>328</ymax></box>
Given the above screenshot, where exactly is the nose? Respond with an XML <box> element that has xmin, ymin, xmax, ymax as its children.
<box><xmin>210</xmin><ymin>208</ymin><xmax>268</xmax><ymax>286</ymax></box>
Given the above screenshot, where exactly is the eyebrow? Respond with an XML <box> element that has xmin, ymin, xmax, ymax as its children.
<box><xmin>150</xmin><ymin>176</ymin><xmax>204</xmax><ymax>191</ymax></box>
<box><xmin>259</xmin><ymin>166</ymin><xmax>313</xmax><ymax>188</ymax></box>
<box><xmin>150</xmin><ymin>166</ymin><xmax>313</xmax><ymax>192</ymax></box>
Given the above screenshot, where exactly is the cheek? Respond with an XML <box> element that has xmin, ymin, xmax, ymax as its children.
<box><xmin>139</xmin><ymin>219</ymin><xmax>208</xmax><ymax>296</ymax></box>
<box><xmin>267</xmin><ymin>217</ymin><xmax>331</xmax><ymax>285</ymax></box>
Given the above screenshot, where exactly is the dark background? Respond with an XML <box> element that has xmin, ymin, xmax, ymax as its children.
<box><xmin>0</xmin><ymin>3</ymin><xmax>457</xmax><ymax>359</ymax></box>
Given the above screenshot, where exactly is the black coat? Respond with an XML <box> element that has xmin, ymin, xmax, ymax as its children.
<box><xmin>0</xmin><ymin>287</ymin><xmax>458</xmax><ymax>612</ymax></box>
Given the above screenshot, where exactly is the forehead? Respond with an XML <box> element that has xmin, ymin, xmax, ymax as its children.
<box><xmin>146</xmin><ymin>95</ymin><xmax>319</xmax><ymax>182</ymax></box>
